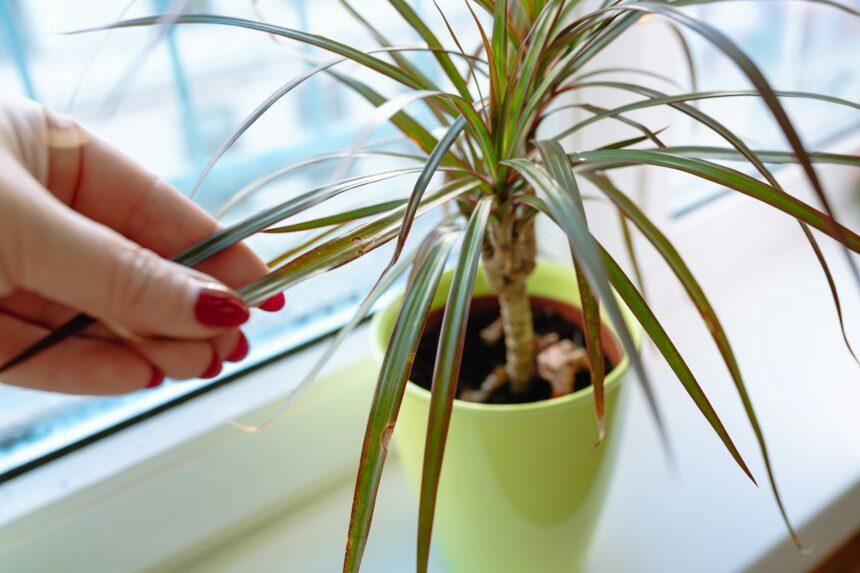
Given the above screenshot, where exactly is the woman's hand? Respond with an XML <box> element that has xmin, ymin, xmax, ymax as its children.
<box><xmin>0</xmin><ymin>97</ymin><xmax>282</xmax><ymax>395</ymax></box>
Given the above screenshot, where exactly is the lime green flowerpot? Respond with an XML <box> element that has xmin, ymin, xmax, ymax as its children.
<box><xmin>371</xmin><ymin>260</ymin><xmax>640</xmax><ymax>573</ymax></box>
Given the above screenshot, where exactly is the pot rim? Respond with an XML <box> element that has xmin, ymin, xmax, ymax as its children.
<box><xmin>370</xmin><ymin>260</ymin><xmax>641</xmax><ymax>418</ymax></box>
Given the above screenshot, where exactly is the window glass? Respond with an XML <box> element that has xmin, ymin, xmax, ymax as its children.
<box><xmin>0</xmin><ymin>0</ymin><xmax>470</xmax><ymax>479</ymax></box>
<box><xmin>670</xmin><ymin>3</ymin><xmax>860</xmax><ymax>214</ymax></box>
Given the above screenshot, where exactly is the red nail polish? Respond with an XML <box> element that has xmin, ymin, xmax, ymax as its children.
<box><xmin>259</xmin><ymin>293</ymin><xmax>285</xmax><ymax>312</ymax></box>
<box><xmin>201</xmin><ymin>354</ymin><xmax>223</xmax><ymax>379</ymax></box>
<box><xmin>195</xmin><ymin>289</ymin><xmax>250</xmax><ymax>328</ymax></box>
<box><xmin>226</xmin><ymin>333</ymin><xmax>249</xmax><ymax>363</ymax></box>
<box><xmin>147</xmin><ymin>369</ymin><xmax>165</xmax><ymax>389</ymax></box>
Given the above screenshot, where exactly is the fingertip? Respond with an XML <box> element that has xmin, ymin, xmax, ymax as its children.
<box><xmin>259</xmin><ymin>293</ymin><xmax>285</xmax><ymax>312</ymax></box>
<box><xmin>226</xmin><ymin>332</ymin><xmax>249</xmax><ymax>363</ymax></box>
<box><xmin>146</xmin><ymin>368</ymin><xmax>166</xmax><ymax>389</ymax></box>
<box><xmin>200</xmin><ymin>353</ymin><xmax>223</xmax><ymax>379</ymax></box>
<box><xmin>194</xmin><ymin>288</ymin><xmax>250</xmax><ymax>328</ymax></box>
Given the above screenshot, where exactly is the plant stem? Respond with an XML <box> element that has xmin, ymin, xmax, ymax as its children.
<box><xmin>482</xmin><ymin>216</ymin><xmax>537</xmax><ymax>394</ymax></box>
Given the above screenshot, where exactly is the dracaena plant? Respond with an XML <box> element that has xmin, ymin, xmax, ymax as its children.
<box><xmin>4</xmin><ymin>0</ymin><xmax>859</xmax><ymax>571</ymax></box>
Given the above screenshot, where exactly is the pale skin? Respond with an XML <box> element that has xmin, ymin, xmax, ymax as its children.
<box><xmin>0</xmin><ymin>97</ymin><xmax>283</xmax><ymax>395</ymax></box>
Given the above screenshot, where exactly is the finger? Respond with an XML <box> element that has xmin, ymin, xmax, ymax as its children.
<box><xmin>129</xmin><ymin>337</ymin><xmax>218</xmax><ymax>382</ymax></box>
<box><xmin>42</xmin><ymin>108</ymin><xmax>280</xmax><ymax>304</ymax></box>
<box><xmin>0</xmin><ymin>311</ymin><xmax>160</xmax><ymax>395</ymax></box>
<box><xmin>1</xmin><ymin>158</ymin><xmax>250</xmax><ymax>339</ymax></box>
<box><xmin>213</xmin><ymin>329</ymin><xmax>250</xmax><ymax>363</ymax></box>
<box><xmin>0</xmin><ymin>293</ymin><xmax>249</xmax><ymax>377</ymax></box>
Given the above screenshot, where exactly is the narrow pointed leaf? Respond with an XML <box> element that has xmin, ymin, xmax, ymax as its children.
<box><xmin>652</xmin><ymin>146</ymin><xmax>860</xmax><ymax>167</ymax></box>
<box><xmin>592</xmin><ymin>2</ymin><xmax>859</xmax><ymax>284</ymax></box>
<box><xmin>554</xmin><ymin>84</ymin><xmax>860</xmax><ymax>143</ymax></box>
<box><xmin>386</xmin><ymin>0</ymin><xmax>472</xmax><ymax>98</ymax></box>
<box><xmin>672</xmin><ymin>0</ymin><xmax>860</xmax><ymax>17</ymax></box>
<box><xmin>597</xmin><ymin>243</ymin><xmax>756</xmax><ymax>483</ymax></box>
<box><xmin>502</xmin><ymin>158</ymin><xmax>672</xmax><ymax>456</ymax></box>
<box><xmin>344</xmin><ymin>228</ymin><xmax>457</xmax><ymax>573</ymax></box>
<box><xmin>241</xmin><ymin>179</ymin><xmax>478</xmax><ymax>304</ymax></box>
<box><xmin>73</xmin><ymin>15</ymin><xmax>426</xmax><ymax>90</ymax></box>
<box><xmin>569</xmin><ymin>150</ymin><xmax>860</xmax><ymax>252</ymax></box>
<box><xmin>537</xmin><ymin>141</ymin><xmax>606</xmax><ymax>440</ymax></box>
<box><xmin>218</xmin><ymin>150</ymin><xmax>424</xmax><ymax>217</ymax></box>
<box><xmin>265</xmin><ymin>199</ymin><xmax>407</xmax><ymax>233</ymax></box>
<box><xmin>573</xmin><ymin>66</ymin><xmax>683</xmax><ymax>89</ymax></box>
<box><xmin>587</xmin><ymin>171</ymin><xmax>800</xmax><ymax>542</ymax></box>
<box><xmin>234</xmin><ymin>248</ymin><xmax>418</xmax><ymax>432</ymax></box>
<box><xmin>417</xmin><ymin>196</ymin><xmax>492</xmax><ymax>573</ymax></box>
<box><xmin>390</xmin><ymin>117</ymin><xmax>469</xmax><ymax>265</ymax></box>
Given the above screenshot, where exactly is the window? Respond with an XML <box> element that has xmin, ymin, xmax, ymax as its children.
<box><xmin>669</xmin><ymin>2</ymin><xmax>860</xmax><ymax>214</ymax></box>
<box><xmin>0</xmin><ymin>0</ymin><xmax>473</xmax><ymax>480</ymax></box>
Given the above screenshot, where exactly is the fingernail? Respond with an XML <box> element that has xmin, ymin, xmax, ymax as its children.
<box><xmin>147</xmin><ymin>369</ymin><xmax>165</xmax><ymax>389</ymax></box>
<box><xmin>226</xmin><ymin>333</ymin><xmax>250</xmax><ymax>363</ymax></box>
<box><xmin>259</xmin><ymin>293</ymin><xmax>285</xmax><ymax>312</ymax></box>
<box><xmin>195</xmin><ymin>288</ymin><xmax>250</xmax><ymax>328</ymax></box>
<box><xmin>201</xmin><ymin>354</ymin><xmax>223</xmax><ymax>379</ymax></box>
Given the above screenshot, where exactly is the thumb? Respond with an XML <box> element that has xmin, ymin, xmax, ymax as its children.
<box><xmin>6</xmin><ymin>174</ymin><xmax>249</xmax><ymax>339</ymax></box>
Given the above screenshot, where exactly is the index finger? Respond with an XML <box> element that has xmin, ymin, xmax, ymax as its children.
<box><xmin>42</xmin><ymin>107</ymin><xmax>270</xmax><ymax>291</ymax></box>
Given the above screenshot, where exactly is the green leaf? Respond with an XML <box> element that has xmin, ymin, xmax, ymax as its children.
<box><xmin>569</xmin><ymin>149</ymin><xmax>860</xmax><ymax>252</ymax></box>
<box><xmin>264</xmin><ymin>199</ymin><xmax>407</xmax><ymax>233</ymax></box>
<box><xmin>336</xmin><ymin>0</ymin><xmax>443</xmax><ymax>106</ymax></box>
<box><xmin>266</xmin><ymin>226</ymin><xmax>344</xmax><ymax>269</ymax></box>
<box><xmin>504</xmin><ymin>2</ymin><xmax>565</xmax><ymax>155</ymax></box>
<box><xmin>587</xmin><ymin>171</ymin><xmax>799</xmax><ymax>543</ymax></box>
<box><xmin>344</xmin><ymin>227</ymin><xmax>458</xmax><ymax>573</ymax></box>
<box><xmin>651</xmin><ymin>146</ymin><xmax>860</xmax><ymax>167</ymax></box>
<box><xmin>580</xmin><ymin>83</ymin><xmax>859</xmax><ymax>382</ymax></box>
<box><xmin>386</xmin><ymin>0</ymin><xmax>473</xmax><ymax>99</ymax></box>
<box><xmin>75</xmin><ymin>14</ymin><xmax>426</xmax><ymax>90</ymax></box>
<box><xmin>491</xmin><ymin>0</ymin><xmax>509</xmax><ymax>101</ymax></box>
<box><xmin>575</xmin><ymin>103</ymin><xmax>667</xmax><ymax>148</ymax></box>
<box><xmin>671</xmin><ymin>0</ymin><xmax>860</xmax><ymax>17</ymax></box>
<box><xmin>189</xmin><ymin>56</ymin><xmax>345</xmax><ymax>198</ymax></box>
<box><xmin>333</xmin><ymin>89</ymin><xmax>450</xmax><ymax>182</ymax></box>
<box><xmin>596</xmin><ymin>2</ymin><xmax>859</xmax><ymax>285</ymax></box>
<box><xmin>179</xmin><ymin>168</ymin><xmax>428</xmax><ymax>270</ymax></box>
<box><xmin>234</xmin><ymin>248</ymin><xmax>419</xmax><ymax>432</ymax></box>
<box><xmin>797</xmin><ymin>224</ymin><xmax>860</xmax><ymax>367</ymax></box>
<box><xmin>537</xmin><ymin>141</ymin><xmax>607</xmax><ymax>440</ymax></box>
<box><xmin>327</xmin><ymin>69</ymin><xmax>443</xmax><ymax>156</ymax></box>
<box><xmin>502</xmin><ymin>158</ymin><xmax>672</xmax><ymax>455</ymax></box>
<box><xmin>665</xmin><ymin>22</ymin><xmax>698</xmax><ymax>93</ymax></box>
<box><xmin>218</xmin><ymin>150</ymin><xmax>425</xmax><ymax>217</ymax></box>
<box><xmin>598</xmin><ymin>131</ymin><xmax>666</xmax><ymax>151</ymax></box>
<box><xmin>431</xmin><ymin>0</ymin><xmax>486</xmax><ymax>114</ymax></box>
<box><xmin>596</xmin><ymin>242</ymin><xmax>756</xmax><ymax>483</ymax></box>
<box><xmin>553</xmin><ymin>84</ymin><xmax>860</xmax><ymax>142</ymax></box>
<box><xmin>241</xmin><ymin>179</ymin><xmax>478</xmax><ymax>305</ymax></box>
<box><xmin>616</xmin><ymin>206</ymin><xmax>647</xmax><ymax>298</ymax></box>
<box><xmin>417</xmin><ymin>196</ymin><xmax>493</xmax><ymax>573</ymax></box>
<box><xmin>389</xmin><ymin>117</ymin><xmax>469</xmax><ymax>265</ymax></box>
<box><xmin>573</xmin><ymin>66</ymin><xmax>683</xmax><ymax>90</ymax></box>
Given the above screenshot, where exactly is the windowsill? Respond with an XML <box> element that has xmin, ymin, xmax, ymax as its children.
<box><xmin>0</xmin><ymin>325</ymin><xmax>378</xmax><ymax>572</ymax></box>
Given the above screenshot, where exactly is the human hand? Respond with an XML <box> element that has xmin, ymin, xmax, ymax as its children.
<box><xmin>0</xmin><ymin>97</ymin><xmax>282</xmax><ymax>395</ymax></box>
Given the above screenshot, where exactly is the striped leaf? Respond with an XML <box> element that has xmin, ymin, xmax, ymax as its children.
<box><xmin>344</xmin><ymin>226</ymin><xmax>458</xmax><ymax>573</ymax></box>
<box><xmin>417</xmin><ymin>196</ymin><xmax>493</xmax><ymax>573</ymax></box>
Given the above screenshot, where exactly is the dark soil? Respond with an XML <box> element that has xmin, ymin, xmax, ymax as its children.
<box><xmin>409</xmin><ymin>295</ymin><xmax>620</xmax><ymax>405</ymax></box>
